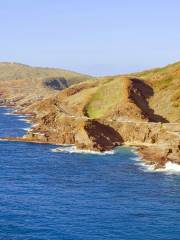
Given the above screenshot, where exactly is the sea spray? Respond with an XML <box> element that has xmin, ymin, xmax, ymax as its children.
<box><xmin>130</xmin><ymin>156</ymin><xmax>155</xmax><ymax>172</ymax></box>
<box><xmin>22</xmin><ymin>127</ymin><xmax>32</xmax><ymax>132</ymax></box>
<box><xmin>164</xmin><ymin>161</ymin><xmax>180</xmax><ymax>173</ymax></box>
<box><xmin>51</xmin><ymin>145</ymin><xmax>115</xmax><ymax>155</ymax></box>
<box><xmin>130</xmin><ymin>154</ymin><xmax>180</xmax><ymax>174</ymax></box>
<box><xmin>18</xmin><ymin>118</ymin><xmax>31</xmax><ymax>123</ymax></box>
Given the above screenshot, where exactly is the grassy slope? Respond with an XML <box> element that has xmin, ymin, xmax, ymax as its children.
<box><xmin>29</xmin><ymin>61</ymin><xmax>180</xmax><ymax>123</ymax></box>
<box><xmin>0</xmin><ymin>61</ymin><xmax>179</xmax><ymax>123</ymax></box>
<box><xmin>136</xmin><ymin>62</ymin><xmax>180</xmax><ymax>122</ymax></box>
<box><xmin>56</xmin><ymin>61</ymin><xmax>180</xmax><ymax>122</ymax></box>
<box><xmin>86</xmin><ymin>77</ymin><xmax>124</xmax><ymax>118</ymax></box>
<box><xmin>29</xmin><ymin>76</ymin><xmax>147</xmax><ymax>122</ymax></box>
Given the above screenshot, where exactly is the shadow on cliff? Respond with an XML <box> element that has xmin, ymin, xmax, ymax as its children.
<box><xmin>130</xmin><ymin>78</ymin><xmax>169</xmax><ymax>123</ymax></box>
<box><xmin>84</xmin><ymin>120</ymin><xmax>123</xmax><ymax>151</ymax></box>
<box><xmin>44</xmin><ymin>77</ymin><xmax>69</xmax><ymax>90</ymax></box>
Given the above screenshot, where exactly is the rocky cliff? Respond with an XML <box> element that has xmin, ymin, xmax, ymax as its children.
<box><xmin>0</xmin><ymin>61</ymin><xmax>180</xmax><ymax>169</ymax></box>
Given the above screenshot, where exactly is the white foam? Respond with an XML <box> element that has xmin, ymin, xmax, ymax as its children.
<box><xmin>3</xmin><ymin>112</ymin><xmax>16</xmax><ymax>116</ymax></box>
<box><xmin>131</xmin><ymin>154</ymin><xmax>180</xmax><ymax>174</ymax></box>
<box><xmin>164</xmin><ymin>161</ymin><xmax>180</xmax><ymax>173</ymax></box>
<box><xmin>0</xmin><ymin>138</ymin><xmax>8</xmax><ymax>141</ymax></box>
<box><xmin>18</xmin><ymin>118</ymin><xmax>31</xmax><ymax>123</ymax></box>
<box><xmin>17</xmin><ymin>114</ymin><xmax>32</xmax><ymax>118</ymax></box>
<box><xmin>130</xmin><ymin>148</ymin><xmax>139</xmax><ymax>155</ymax></box>
<box><xmin>131</xmin><ymin>156</ymin><xmax>155</xmax><ymax>172</ymax></box>
<box><xmin>3</xmin><ymin>111</ymin><xmax>32</xmax><ymax>118</ymax></box>
<box><xmin>32</xmin><ymin>123</ymin><xmax>38</xmax><ymax>127</ymax></box>
<box><xmin>22</xmin><ymin>127</ymin><xmax>31</xmax><ymax>132</ymax></box>
<box><xmin>17</xmin><ymin>115</ymin><xmax>26</xmax><ymax>118</ymax></box>
<box><xmin>51</xmin><ymin>145</ymin><xmax>115</xmax><ymax>155</ymax></box>
<box><xmin>150</xmin><ymin>162</ymin><xmax>180</xmax><ymax>175</ymax></box>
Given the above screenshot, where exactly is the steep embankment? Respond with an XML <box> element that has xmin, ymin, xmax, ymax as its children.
<box><xmin>136</xmin><ymin>61</ymin><xmax>180</xmax><ymax>122</ymax></box>
<box><xmin>0</xmin><ymin>61</ymin><xmax>179</xmax><ymax>168</ymax></box>
<box><xmin>0</xmin><ymin>62</ymin><xmax>92</xmax><ymax>111</ymax></box>
<box><xmin>23</xmin><ymin>76</ymin><xmax>149</xmax><ymax>122</ymax></box>
<box><xmin>84</xmin><ymin>77</ymin><xmax>147</xmax><ymax>121</ymax></box>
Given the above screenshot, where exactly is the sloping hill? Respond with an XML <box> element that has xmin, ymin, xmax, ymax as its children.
<box><xmin>1</xmin><ymin>61</ymin><xmax>179</xmax><ymax>165</ymax></box>
<box><xmin>1</xmin><ymin>61</ymin><xmax>179</xmax><ymax>123</ymax></box>
<box><xmin>23</xmin><ymin>77</ymin><xmax>154</xmax><ymax>123</ymax></box>
<box><xmin>136</xmin><ymin>61</ymin><xmax>180</xmax><ymax>122</ymax></box>
<box><xmin>0</xmin><ymin>62</ymin><xmax>92</xmax><ymax>109</ymax></box>
<box><xmin>0</xmin><ymin>62</ymin><xmax>90</xmax><ymax>83</ymax></box>
<box><xmin>24</xmin><ymin>61</ymin><xmax>179</xmax><ymax>124</ymax></box>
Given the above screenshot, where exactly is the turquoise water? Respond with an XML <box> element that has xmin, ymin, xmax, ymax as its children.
<box><xmin>0</xmin><ymin>107</ymin><xmax>180</xmax><ymax>240</ymax></box>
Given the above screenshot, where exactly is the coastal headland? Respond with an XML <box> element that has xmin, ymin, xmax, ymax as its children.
<box><xmin>0</xmin><ymin>62</ymin><xmax>179</xmax><ymax>169</ymax></box>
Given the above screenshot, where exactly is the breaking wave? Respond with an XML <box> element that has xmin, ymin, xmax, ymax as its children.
<box><xmin>164</xmin><ymin>161</ymin><xmax>180</xmax><ymax>173</ymax></box>
<box><xmin>18</xmin><ymin>118</ymin><xmax>31</xmax><ymax>123</ymax></box>
<box><xmin>51</xmin><ymin>145</ymin><xmax>115</xmax><ymax>155</ymax></box>
<box><xmin>130</xmin><ymin>156</ymin><xmax>155</xmax><ymax>172</ymax></box>
<box><xmin>131</xmin><ymin>155</ymin><xmax>180</xmax><ymax>174</ymax></box>
<box><xmin>3</xmin><ymin>111</ymin><xmax>16</xmax><ymax>116</ymax></box>
<box><xmin>22</xmin><ymin>127</ymin><xmax>31</xmax><ymax>132</ymax></box>
<box><xmin>17</xmin><ymin>114</ymin><xmax>32</xmax><ymax>118</ymax></box>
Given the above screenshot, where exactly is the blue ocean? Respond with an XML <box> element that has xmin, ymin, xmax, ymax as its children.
<box><xmin>0</xmin><ymin>107</ymin><xmax>179</xmax><ymax>240</ymax></box>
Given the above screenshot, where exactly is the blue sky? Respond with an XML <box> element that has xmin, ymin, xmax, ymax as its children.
<box><xmin>0</xmin><ymin>0</ymin><xmax>180</xmax><ymax>75</ymax></box>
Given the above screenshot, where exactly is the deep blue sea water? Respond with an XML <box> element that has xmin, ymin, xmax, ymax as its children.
<box><xmin>0</xmin><ymin>107</ymin><xmax>179</xmax><ymax>240</ymax></box>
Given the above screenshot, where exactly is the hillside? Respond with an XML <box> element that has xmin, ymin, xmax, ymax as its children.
<box><xmin>0</xmin><ymin>61</ymin><xmax>179</xmax><ymax>123</ymax></box>
<box><xmin>25</xmin><ymin>62</ymin><xmax>180</xmax><ymax>123</ymax></box>
<box><xmin>136</xmin><ymin>61</ymin><xmax>180</xmax><ymax>122</ymax></box>
<box><xmin>0</xmin><ymin>62</ymin><xmax>92</xmax><ymax>109</ymax></box>
<box><xmin>0</xmin><ymin>61</ymin><xmax>179</xmax><ymax>168</ymax></box>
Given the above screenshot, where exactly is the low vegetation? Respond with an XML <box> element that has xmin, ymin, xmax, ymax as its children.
<box><xmin>86</xmin><ymin>78</ymin><xmax>124</xmax><ymax>118</ymax></box>
<box><xmin>0</xmin><ymin>61</ymin><xmax>179</xmax><ymax>123</ymax></box>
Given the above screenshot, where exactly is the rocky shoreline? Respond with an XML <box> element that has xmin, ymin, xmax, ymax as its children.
<box><xmin>1</xmin><ymin>103</ymin><xmax>179</xmax><ymax>170</ymax></box>
<box><xmin>0</xmin><ymin>61</ymin><xmax>179</xmax><ymax>170</ymax></box>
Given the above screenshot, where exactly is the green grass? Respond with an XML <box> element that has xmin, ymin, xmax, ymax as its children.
<box><xmin>153</xmin><ymin>77</ymin><xmax>173</xmax><ymax>90</ymax></box>
<box><xmin>86</xmin><ymin>78</ymin><xmax>123</xmax><ymax>118</ymax></box>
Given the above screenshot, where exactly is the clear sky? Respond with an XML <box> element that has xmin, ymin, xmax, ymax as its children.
<box><xmin>0</xmin><ymin>0</ymin><xmax>180</xmax><ymax>76</ymax></box>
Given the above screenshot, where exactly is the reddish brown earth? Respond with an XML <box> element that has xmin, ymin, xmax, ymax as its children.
<box><xmin>0</xmin><ymin>62</ymin><xmax>179</xmax><ymax>169</ymax></box>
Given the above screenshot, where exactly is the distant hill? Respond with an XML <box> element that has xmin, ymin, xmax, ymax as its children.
<box><xmin>0</xmin><ymin>62</ymin><xmax>91</xmax><ymax>83</ymax></box>
<box><xmin>0</xmin><ymin>62</ymin><xmax>92</xmax><ymax>107</ymax></box>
